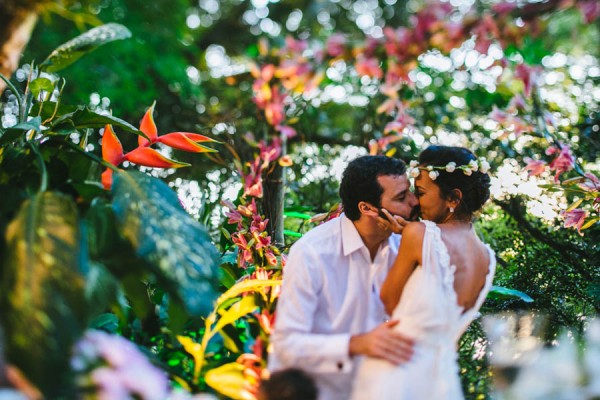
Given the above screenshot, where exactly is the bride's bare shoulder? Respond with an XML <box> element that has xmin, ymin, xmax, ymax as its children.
<box><xmin>402</xmin><ymin>221</ymin><xmax>426</xmax><ymax>237</ymax></box>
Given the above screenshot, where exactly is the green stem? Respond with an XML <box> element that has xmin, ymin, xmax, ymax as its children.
<box><xmin>64</xmin><ymin>139</ymin><xmax>120</xmax><ymax>171</ymax></box>
<box><xmin>28</xmin><ymin>140</ymin><xmax>48</xmax><ymax>192</ymax></box>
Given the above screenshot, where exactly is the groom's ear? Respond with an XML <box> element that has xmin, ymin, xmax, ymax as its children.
<box><xmin>358</xmin><ymin>201</ymin><xmax>376</xmax><ymax>216</ymax></box>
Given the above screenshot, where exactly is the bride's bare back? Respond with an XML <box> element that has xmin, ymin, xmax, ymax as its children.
<box><xmin>439</xmin><ymin>223</ymin><xmax>490</xmax><ymax>312</ymax></box>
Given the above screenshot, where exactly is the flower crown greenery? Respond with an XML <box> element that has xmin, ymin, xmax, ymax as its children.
<box><xmin>408</xmin><ymin>158</ymin><xmax>491</xmax><ymax>180</ymax></box>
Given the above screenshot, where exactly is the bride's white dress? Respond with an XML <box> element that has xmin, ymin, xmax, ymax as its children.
<box><xmin>351</xmin><ymin>220</ymin><xmax>496</xmax><ymax>400</ymax></box>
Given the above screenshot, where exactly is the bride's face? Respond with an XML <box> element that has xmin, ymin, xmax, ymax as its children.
<box><xmin>414</xmin><ymin>171</ymin><xmax>450</xmax><ymax>223</ymax></box>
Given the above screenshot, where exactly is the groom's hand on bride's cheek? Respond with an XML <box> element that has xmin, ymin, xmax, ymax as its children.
<box><xmin>349</xmin><ymin>320</ymin><xmax>415</xmax><ymax>365</ymax></box>
<box><xmin>378</xmin><ymin>209</ymin><xmax>409</xmax><ymax>234</ymax></box>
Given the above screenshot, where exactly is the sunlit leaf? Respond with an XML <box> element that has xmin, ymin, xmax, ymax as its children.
<box><xmin>215</xmin><ymin>279</ymin><xmax>281</xmax><ymax>310</ymax></box>
<box><xmin>488</xmin><ymin>286</ymin><xmax>534</xmax><ymax>303</ymax></box>
<box><xmin>214</xmin><ymin>295</ymin><xmax>258</xmax><ymax>333</ymax></box>
<box><xmin>566</xmin><ymin>198</ymin><xmax>584</xmax><ymax>212</ymax></box>
<box><xmin>41</xmin><ymin>23</ymin><xmax>132</xmax><ymax>73</ymax></box>
<box><xmin>580</xmin><ymin>217</ymin><xmax>599</xmax><ymax>231</ymax></box>
<box><xmin>204</xmin><ymin>362</ymin><xmax>251</xmax><ymax>400</ymax></box>
<box><xmin>0</xmin><ymin>192</ymin><xmax>87</xmax><ymax>396</ymax></box>
<box><xmin>29</xmin><ymin>78</ymin><xmax>55</xmax><ymax>99</ymax></box>
<box><xmin>284</xmin><ymin>211</ymin><xmax>312</xmax><ymax>220</ymax></box>
<box><xmin>111</xmin><ymin>170</ymin><xmax>220</xmax><ymax>316</ymax></box>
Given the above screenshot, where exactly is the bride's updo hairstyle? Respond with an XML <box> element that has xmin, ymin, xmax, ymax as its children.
<box><xmin>418</xmin><ymin>145</ymin><xmax>491</xmax><ymax>219</ymax></box>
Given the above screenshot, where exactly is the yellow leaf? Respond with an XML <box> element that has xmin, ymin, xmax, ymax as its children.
<box><xmin>213</xmin><ymin>295</ymin><xmax>258</xmax><ymax>333</ymax></box>
<box><xmin>215</xmin><ymin>279</ymin><xmax>282</xmax><ymax>310</ymax></box>
<box><xmin>205</xmin><ymin>362</ymin><xmax>254</xmax><ymax>400</ymax></box>
<box><xmin>566</xmin><ymin>198</ymin><xmax>584</xmax><ymax>212</ymax></box>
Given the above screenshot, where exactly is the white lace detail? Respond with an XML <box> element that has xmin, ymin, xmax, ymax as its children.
<box><xmin>421</xmin><ymin>221</ymin><xmax>462</xmax><ymax>315</ymax></box>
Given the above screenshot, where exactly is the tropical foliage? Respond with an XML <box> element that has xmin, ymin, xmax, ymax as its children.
<box><xmin>0</xmin><ymin>0</ymin><xmax>599</xmax><ymax>399</ymax></box>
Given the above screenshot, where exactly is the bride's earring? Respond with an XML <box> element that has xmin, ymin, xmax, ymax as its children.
<box><xmin>449</xmin><ymin>206</ymin><xmax>454</xmax><ymax>213</ymax></box>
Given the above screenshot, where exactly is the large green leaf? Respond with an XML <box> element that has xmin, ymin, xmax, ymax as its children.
<box><xmin>488</xmin><ymin>286</ymin><xmax>534</xmax><ymax>303</ymax></box>
<box><xmin>0</xmin><ymin>117</ymin><xmax>42</xmax><ymax>145</ymax></box>
<box><xmin>48</xmin><ymin>105</ymin><xmax>143</xmax><ymax>136</ymax></box>
<box><xmin>111</xmin><ymin>170</ymin><xmax>220</xmax><ymax>316</ymax></box>
<box><xmin>40</xmin><ymin>23</ymin><xmax>132</xmax><ymax>73</ymax></box>
<box><xmin>0</xmin><ymin>192</ymin><xmax>87</xmax><ymax>397</ymax></box>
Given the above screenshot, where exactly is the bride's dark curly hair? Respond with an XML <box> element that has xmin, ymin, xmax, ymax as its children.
<box><xmin>418</xmin><ymin>145</ymin><xmax>491</xmax><ymax>219</ymax></box>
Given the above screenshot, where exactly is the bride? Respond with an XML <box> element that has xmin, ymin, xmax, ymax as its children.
<box><xmin>351</xmin><ymin>145</ymin><xmax>496</xmax><ymax>399</ymax></box>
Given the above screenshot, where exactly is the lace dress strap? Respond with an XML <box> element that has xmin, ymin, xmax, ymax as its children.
<box><xmin>420</xmin><ymin>221</ymin><xmax>460</xmax><ymax>314</ymax></box>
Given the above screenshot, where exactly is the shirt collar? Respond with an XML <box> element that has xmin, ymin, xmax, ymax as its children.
<box><xmin>341</xmin><ymin>214</ymin><xmax>366</xmax><ymax>256</ymax></box>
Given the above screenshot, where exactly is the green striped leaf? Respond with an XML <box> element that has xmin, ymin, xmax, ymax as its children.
<box><xmin>0</xmin><ymin>192</ymin><xmax>87</xmax><ymax>397</ymax></box>
<box><xmin>41</xmin><ymin>23</ymin><xmax>131</xmax><ymax>73</ymax></box>
<box><xmin>111</xmin><ymin>170</ymin><xmax>220</xmax><ymax>316</ymax></box>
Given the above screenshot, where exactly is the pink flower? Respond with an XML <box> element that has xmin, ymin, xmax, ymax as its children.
<box><xmin>238</xmin><ymin>198</ymin><xmax>258</xmax><ymax>217</ymax></box>
<box><xmin>355</xmin><ymin>56</ymin><xmax>383</xmax><ymax>80</ymax></box>
<box><xmin>492</xmin><ymin>2</ymin><xmax>518</xmax><ymax>14</ymax></box>
<box><xmin>580</xmin><ymin>172</ymin><xmax>600</xmax><ymax>192</ymax></box>
<box><xmin>524</xmin><ymin>158</ymin><xmax>547</xmax><ymax>177</ymax></box>
<box><xmin>258</xmin><ymin>138</ymin><xmax>282</xmax><ymax>168</ymax></box>
<box><xmin>231</xmin><ymin>232</ymin><xmax>254</xmax><ymax>266</ymax></box>
<box><xmin>265</xmin><ymin>248</ymin><xmax>278</xmax><ymax>266</ymax></box>
<box><xmin>250</xmin><ymin>215</ymin><xmax>268</xmax><ymax>233</ymax></box>
<box><xmin>577</xmin><ymin>0</ymin><xmax>600</xmax><ymax>23</ymax></box>
<box><xmin>276</xmin><ymin>125</ymin><xmax>297</xmax><ymax>139</ymax></box>
<box><xmin>561</xmin><ymin>208</ymin><xmax>588</xmax><ymax>235</ymax></box>
<box><xmin>515</xmin><ymin>63</ymin><xmax>541</xmax><ymax>97</ymax></box>
<box><xmin>548</xmin><ymin>145</ymin><xmax>575</xmax><ymax>182</ymax></box>
<box><xmin>326</xmin><ymin>33</ymin><xmax>347</xmax><ymax>57</ymax></box>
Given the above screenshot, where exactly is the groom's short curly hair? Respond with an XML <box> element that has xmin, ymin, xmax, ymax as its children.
<box><xmin>339</xmin><ymin>155</ymin><xmax>407</xmax><ymax>221</ymax></box>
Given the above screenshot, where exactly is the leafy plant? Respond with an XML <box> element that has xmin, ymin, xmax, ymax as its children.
<box><xmin>0</xmin><ymin>23</ymin><xmax>220</xmax><ymax>397</ymax></box>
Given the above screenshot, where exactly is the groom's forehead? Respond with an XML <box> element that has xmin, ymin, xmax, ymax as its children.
<box><xmin>378</xmin><ymin>174</ymin><xmax>410</xmax><ymax>192</ymax></box>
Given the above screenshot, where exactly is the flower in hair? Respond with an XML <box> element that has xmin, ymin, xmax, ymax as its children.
<box><xmin>407</xmin><ymin>158</ymin><xmax>491</xmax><ymax>180</ymax></box>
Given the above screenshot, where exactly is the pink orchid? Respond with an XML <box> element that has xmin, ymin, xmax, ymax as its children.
<box><xmin>492</xmin><ymin>2</ymin><xmax>518</xmax><ymax>15</ymax></box>
<box><xmin>524</xmin><ymin>158</ymin><xmax>548</xmax><ymax>177</ymax></box>
<box><xmin>561</xmin><ymin>208</ymin><xmax>588</xmax><ymax>235</ymax></box>
<box><xmin>283</xmin><ymin>36</ymin><xmax>308</xmax><ymax>55</ymax></box>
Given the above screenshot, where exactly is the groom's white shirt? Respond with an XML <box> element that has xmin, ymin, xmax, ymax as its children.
<box><xmin>269</xmin><ymin>214</ymin><xmax>401</xmax><ymax>400</ymax></box>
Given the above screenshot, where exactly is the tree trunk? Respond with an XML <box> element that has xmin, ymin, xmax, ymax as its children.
<box><xmin>0</xmin><ymin>4</ymin><xmax>38</xmax><ymax>94</ymax></box>
<box><xmin>263</xmin><ymin>138</ymin><xmax>286</xmax><ymax>247</ymax></box>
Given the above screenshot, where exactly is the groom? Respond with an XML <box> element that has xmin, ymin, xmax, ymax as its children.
<box><xmin>269</xmin><ymin>155</ymin><xmax>419</xmax><ymax>400</ymax></box>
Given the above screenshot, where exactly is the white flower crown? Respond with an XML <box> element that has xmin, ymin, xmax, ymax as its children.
<box><xmin>408</xmin><ymin>158</ymin><xmax>491</xmax><ymax>180</ymax></box>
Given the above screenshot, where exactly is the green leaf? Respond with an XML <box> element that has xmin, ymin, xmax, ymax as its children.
<box><xmin>49</xmin><ymin>105</ymin><xmax>144</xmax><ymax>136</ymax></box>
<box><xmin>488</xmin><ymin>286</ymin><xmax>534</xmax><ymax>303</ymax></box>
<box><xmin>0</xmin><ymin>192</ymin><xmax>87</xmax><ymax>397</ymax></box>
<box><xmin>111</xmin><ymin>170</ymin><xmax>220</xmax><ymax>316</ymax></box>
<box><xmin>29</xmin><ymin>78</ymin><xmax>55</xmax><ymax>99</ymax></box>
<box><xmin>41</xmin><ymin>23</ymin><xmax>132</xmax><ymax>73</ymax></box>
<box><xmin>284</xmin><ymin>211</ymin><xmax>312</xmax><ymax>220</ymax></box>
<box><xmin>284</xmin><ymin>229</ymin><xmax>302</xmax><ymax>238</ymax></box>
<box><xmin>0</xmin><ymin>117</ymin><xmax>42</xmax><ymax>145</ymax></box>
